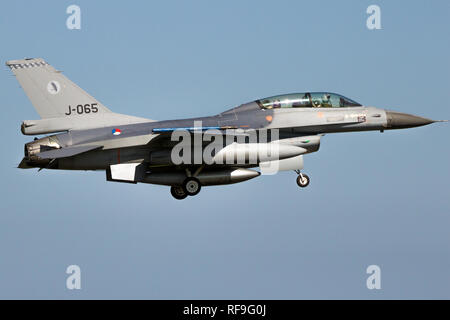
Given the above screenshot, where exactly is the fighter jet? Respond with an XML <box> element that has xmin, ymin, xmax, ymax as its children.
<box><xmin>7</xmin><ymin>58</ymin><xmax>446</xmax><ymax>199</ymax></box>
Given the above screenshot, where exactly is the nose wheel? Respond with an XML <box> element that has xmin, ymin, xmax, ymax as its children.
<box><xmin>295</xmin><ymin>170</ymin><xmax>310</xmax><ymax>188</ymax></box>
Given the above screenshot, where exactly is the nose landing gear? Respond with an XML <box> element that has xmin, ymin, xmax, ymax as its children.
<box><xmin>295</xmin><ymin>170</ymin><xmax>310</xmax><ymax>188</ymax></box>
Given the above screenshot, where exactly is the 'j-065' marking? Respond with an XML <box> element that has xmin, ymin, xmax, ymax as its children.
<box><xmin>65</xmin><ymin>103</ymin><xmax>99</xmax><ymax>116</ymax></box>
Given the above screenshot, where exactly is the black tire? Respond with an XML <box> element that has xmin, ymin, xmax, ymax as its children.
<box><xmin>296</xmin><ymin>174</ymin><xmax>310</xmax><ymax>188</ymax></box>
<box><xmin>182</xmin><ymin>177</ymin><xmax>201</xmax><ymax>196</ymax></box>
<box><xmin>170</xmin><ymin>186</ymin><xmax>187</xmax><ymax>200</ymax></box>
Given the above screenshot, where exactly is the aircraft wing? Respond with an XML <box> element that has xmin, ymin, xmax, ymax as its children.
<box><xmin>151</xmin><ymin>126</ymin><xmax>249</xmax><ymax>139</ymax></box>
<box><xmin>37</xmin><ymin>145</ymin><xmax>102</xmax><ymax>159</ymax></box>
<box><xmin>152</xmin><ymin>125</ymin><xmax>242</xmax><ymax>134</ymax></box>
<box><xmin>148</xmin><ymin>126</ymin><xmax>250</xmax><ymax>146</ymax></box>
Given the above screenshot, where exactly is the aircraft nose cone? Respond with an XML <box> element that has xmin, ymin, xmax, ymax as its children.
<box><xmin>385</xmin><ymin>110</ymin><xmax>435</xmax><ymax>129</ymax></box>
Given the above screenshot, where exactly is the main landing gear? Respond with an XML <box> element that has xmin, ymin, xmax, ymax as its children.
<box><xmin>170</xmin><ymin>169</ymin><xmax>203</xmax><ymax>200</ymax></box>
<box><xmin>170</xmin><ymin>185</ymin><xmax>187</xmax><ymax>200</ymax></box>
<box><xmin>182</xmin><ymin>177</ymin><xmax>201</xmax><ymax>196</ymax></box>
<box><xmin>295</xmin><ymin>170</ymin><xmax>310</xmax><ymax>188</ymax></box>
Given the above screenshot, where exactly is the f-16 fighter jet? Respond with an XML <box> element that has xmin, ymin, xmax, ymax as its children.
<box><xmin>7</xmin><ymin>58</ymin><xmax>446</xmax><ymax>199</ymax></box>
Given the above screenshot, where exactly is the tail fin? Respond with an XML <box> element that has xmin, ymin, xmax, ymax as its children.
<box><xmin>6</xmin><ymin>58</ymin><xmax>111</xmax><ymax>119</ymax></box>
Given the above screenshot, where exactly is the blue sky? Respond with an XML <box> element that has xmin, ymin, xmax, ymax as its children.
<box><xmin>0</xmin><ymin>0</ymin><xmax>449</xmax><ymax>299</ymax></box>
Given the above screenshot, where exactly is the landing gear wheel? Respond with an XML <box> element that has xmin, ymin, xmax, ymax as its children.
<box><xmin>182</xmin><ymin>177</ymin><xmax>201</xmax><ymax>196</ymax></box>
<box><xmin>296</xmin><ymin>173</ymin><xmax>310</xmax><ymax>188</ymax></box>
<box><xmin>170</xmin><ymin>186</ymin><xmax>187</xmax><ymax>200</ymax></box>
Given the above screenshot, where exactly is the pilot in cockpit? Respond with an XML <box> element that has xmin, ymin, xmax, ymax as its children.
<box><xmin>322</xmin><ymin>93</ymin><xmax>332</xmax><ymax>108</ymax></box>
<box><xmin>303</xmin><ymin>93</ymin><xmax>313</xmax><ymax>108</ymax></box>
<box><xmin>273</xmin><ymin>99</ymin><xmax>281</xmax><ymax>108</ymax></box>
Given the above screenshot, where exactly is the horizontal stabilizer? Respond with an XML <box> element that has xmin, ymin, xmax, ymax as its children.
<box><xmin>18</xmin><ymin>158</ymin><xmax>34</xmax><ymax>169</ymax></box>
<box><xmin>21</xmin><ymin>113</ymin><xmax>152</xmax><ymax>135</ymax></box>
<box><xmin>37</xmin><ymin>145</ymin><xmax>102</xmax><ymax>159</ymax></box>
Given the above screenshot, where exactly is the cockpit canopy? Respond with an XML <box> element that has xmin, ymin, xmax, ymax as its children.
<box><xmin>256</xmin><ymin>92</ymin><xmax>362</xmax><ymax>109</ymax></box>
